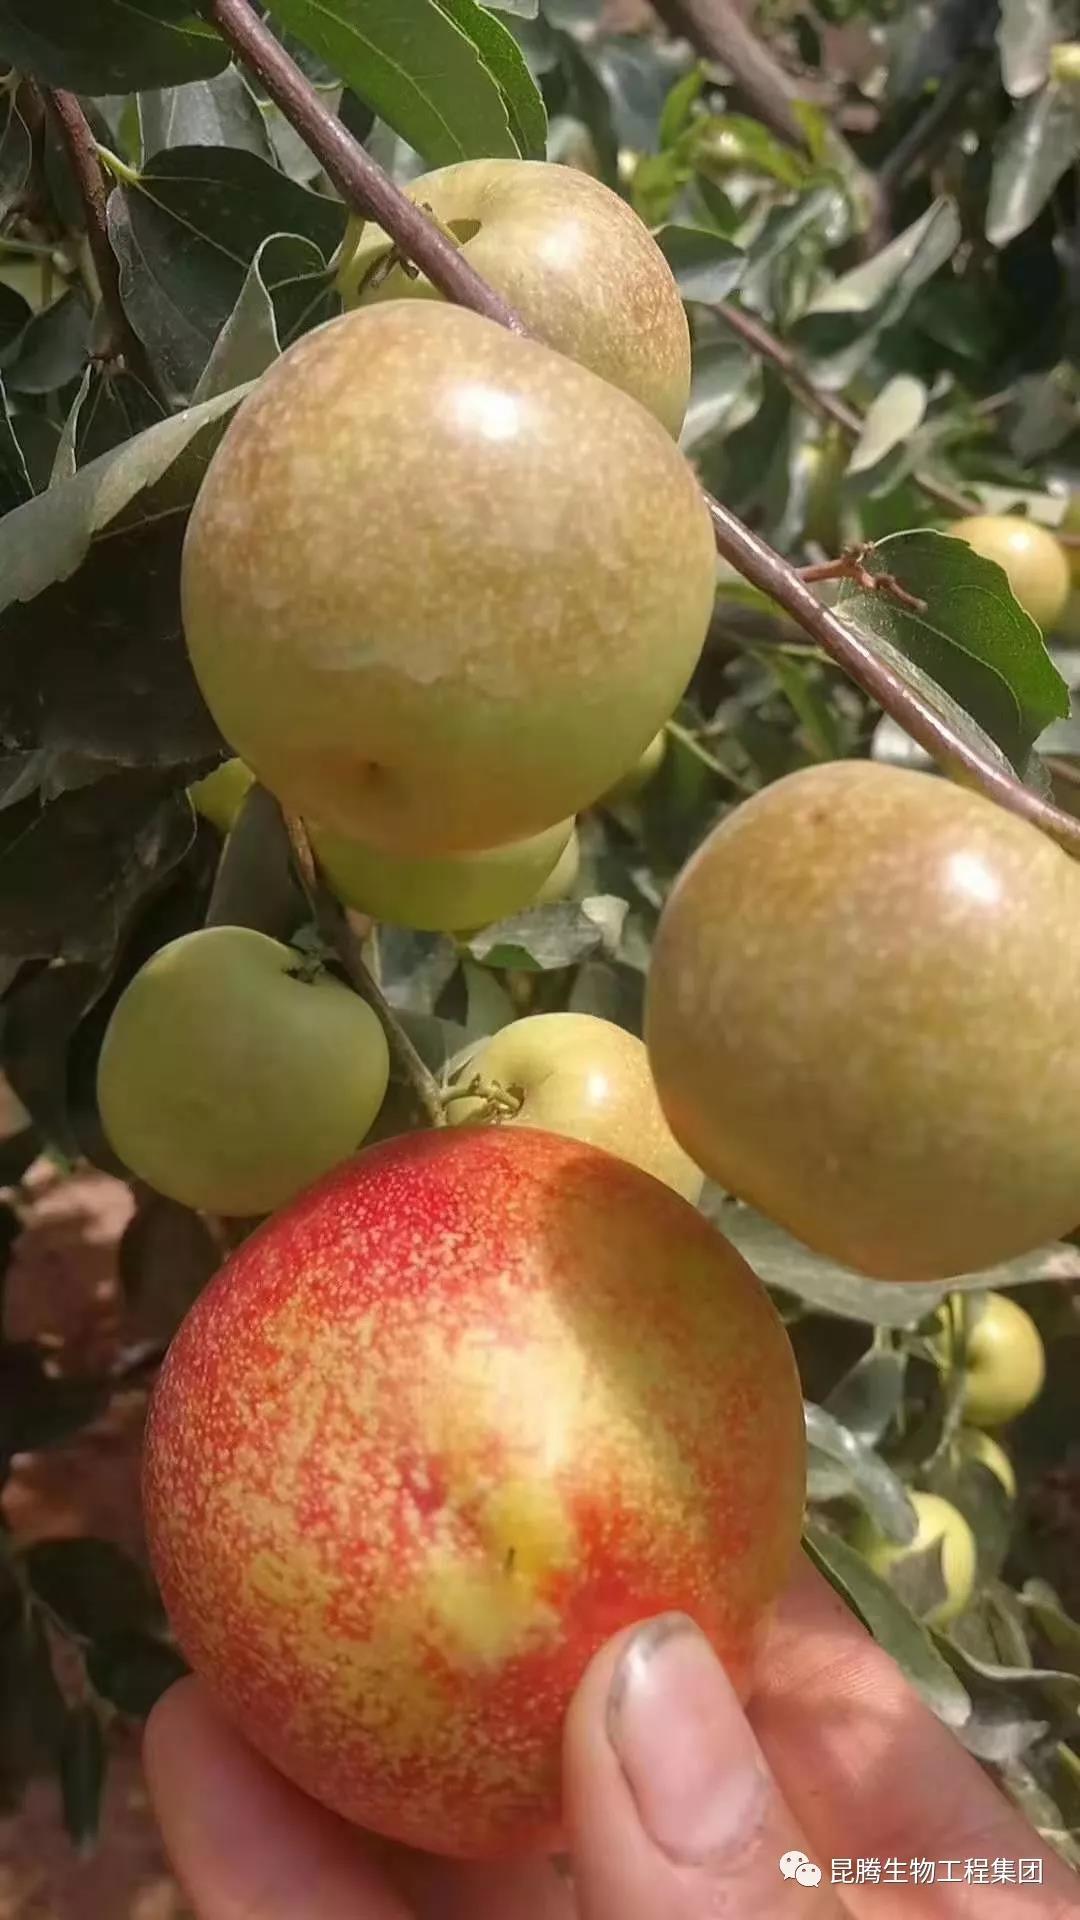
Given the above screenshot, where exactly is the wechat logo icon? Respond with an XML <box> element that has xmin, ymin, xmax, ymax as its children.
<box><xmin>779</xmin><ymin>1849</ymin><xmax>823</xmax><ymax>1887</ymax></box>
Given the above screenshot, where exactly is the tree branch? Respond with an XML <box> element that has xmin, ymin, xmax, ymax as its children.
<box><xmin>715</xmin><ymin>299</ymin><xmax>977</xmax><ymax>519</ymax></box>
<box><xmin>649</xmin><ymin>0</ymin><xmax>807</xmax><ymax>146</ymax></box>
<box><xmin>208</xmin><ymin>0</ymin><xmax>1080</xmax><ymax>859</ymax></box>
<box><xmin>205</xmin><ymin>0</ymin><xmax>527</xmax><ymax>333</ymax></box>
<box><xmin>41</xmin><ymin>90</ymin><xmax>163</xmax><ymax>401</ymax></box>
<box><xmin>280</xmin><ymin>808</ymin><xmax>447</xmax><ymax>1131</ymax></box>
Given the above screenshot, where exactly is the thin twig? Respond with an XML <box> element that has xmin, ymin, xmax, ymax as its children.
<box><xmin>715</xmin><ymin>299</ymin><xmax>977</xmax><ymax>518</ymax></box>
<box><xmin>799</xmin><ymin>548</ymin><xmax>928</xmax><ymax>612</ymax></box>
<box><xmin>204</xmin><ymin>0</ymin><xmax>527</xmax><ymax>334</ymax></box>
<box><xmin>648</xmin><ymin>0</ymin><xmax>808</xmax><ymax>146</ymax></box>
<box><xmin>206</xmin><ymin>0</ymin><xmax>1080</xmax><ymax>860</ymax></box>
<box><xmin>41</xmin><ymin>89</ymin><xmax>164</xmax><ymax>401</ymax></box>
<box><xmin>280</xmin><ymin>808</ymin><xmax>447</xmax><ymax>1130</ymax></box>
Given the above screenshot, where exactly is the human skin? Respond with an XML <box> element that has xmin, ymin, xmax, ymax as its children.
<box><xmin>144</xmin><ymin>1557</ymin><xmax>1080</xmax><ymax>1919</ymax></box>
<box><xmin>646</xmin><ymin>760</ymin><xmax>1080</xmax><ymax>1281</ymax></box>
<box><xmin>142</xmin><ymin>1126</ymin><xmax>803</xmax><ymax>1858</ymax></box>
<box><xmin>340</xmin><ymin>159</ymin><xmax>690</xmax><ymax>437</ymax></box>
<box><xmin>182</xmin><ymin>304</ymin><xmax>716</xmax><ymax>855</ymax></box>
<box><xmin>447</xmin><ymin>1013</ymin><xmax>703</xmax><ymax>1202</ymax></box>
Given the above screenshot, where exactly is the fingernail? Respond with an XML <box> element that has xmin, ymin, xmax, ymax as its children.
<box><xmin>606</xmin><ymin>1613</ymin><xmax>769</xmax><ymax>1865</ymax></box>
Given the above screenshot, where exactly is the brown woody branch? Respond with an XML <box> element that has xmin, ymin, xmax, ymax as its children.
<box><xmin>207</xmin><ymin>0</ymin><xmax>1080</xmax><ymax>859</ymax></box>
<box><xmin>714</xmin><ymin>299</ymin><xmax>977</xmax><ymax>519</ymax></box>
<box><xmin>280</xmin><ymin>809</ymin><xmax>447</xmax><ymax>1131</ymax></box>
<box><xmin>648</xmin><ymin>0</ymin><xmax>808</xmax><ymax>147</ymax></box>
<box><xmin>41</xmin><ymin>90</ymin><xmax>164</xmax><ymax>401</ymax></box>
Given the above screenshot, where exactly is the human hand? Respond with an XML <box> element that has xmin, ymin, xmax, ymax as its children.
<box><xmin>144</xmin><ymin>1554</ymin><xmax>1079</xmax><ymax>1918</ymax></box>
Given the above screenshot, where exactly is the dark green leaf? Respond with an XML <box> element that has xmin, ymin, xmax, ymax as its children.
<box><xmin>376</xmin><ymin>926</ymin><xmax>460</xmax><ymax>1015</ymax></box>
<box><xmin>436</xmin><ymin>0</ymin><xmax>546</xmax><ymax>158</ymax></box>
<box><xmin>987</xmin><ymin>81</ymin><xmax>1080</xmax><ymax>248</ymax></box>
<box><xmin>836</xmin><ymin>530</ymin><xmax>1070</xmax><ymax>770</ymax></box>
<box><xmin>466</xmin><ymin>896</ymin><xmax>628</xmax><ymax>972</ymax></box>
<box><xmin>87</xmin><ymin>1632</ymin><xmax>187</xmax><ymax>1717</ymax></box>
<box><xmin>138</xmin><ymin>70</ymin><xmax>276</xmax><ymax>162</ymax></box>
<box><xmin>204</xmin><ymin>782</ymin><xmax>304</xmax><ymax>940</ymax></box>
<box><xmin>262</xmin><ymin>0</ymin><xmax>521</xmax><ymax>165</ymax></box>
<box><xmin>848</xmin><ymin>375</ymin><xmax>928</xmax><ymax>476</ymax></box>
<box><xmin>1</xmin><ymin>957</ymin><xmax>109</xmax><ymax>1153</ymax></box>
<box><xmin>655</xmin><ymin>225</ymin><xmax>745</xmax><ymax>304</ymax></box>
<box><xmin>194</xmin><ymin>232</ymin><xmax>336</xmax><ymax>401</ymax></box>
<box><xmin>0</xmin><ymin>0</ymin><xmax>227</xmax><ymax>92</ymax></box>
<box><xmin>59</xmin><ymin>1706</ymin><xmax>105</xmax><ymax>1852</ymax></box>
<box><xmin>0</xmin><ymin>1344</ymin><xmax>105</xmax><ymax>1462</ymax></box>
<box><xmin>118</xmin><ymin>1191</ymin><xmax>220</xmax><ymax>1336</ymax></box>
<box><xmin>0</xmin><ymin>375</ymin><xmax>31</xmax><ymax>513</ymax></box>
<box><xmin>795</xmin><ymin>200</ymin><xmax>961</xmax><ymax>390</ymax></box>
<box><xmin>998</xmin><ymin>0</ymin><xmax>1055</xmax><ymax>98</ymax></box>
<box><xmin>823</xmin><ymin>1347</ymin><xmax>907</xmax><ymax>1447</ymax></box>
<box><xmin>0</xmin><ymin>775</ymin><xmax>195</xmax><ymax>963</ymax></box>
<box><xmin>2</xmin><ymin>289</ymin><xmax>90</xmax><ymax>397</ymax></box>
<box><xmin>24</xmin><ymin>1538</ymin><xmax>158</xmax><ymax>1640</ymax></box>
<box><xmin>804</xmin><ymin>1521</ymin><xmax>972</xmax><ymax>1726</ymax></box>
<box><xmin>108</xmin><ymin>147</ymin><xmax>344</xmax><ymax>401</ymax></box>
<box><xmin>0</xmin><ymin>92</ymin><xmax>31</xmax><ymax>221</ymax></box>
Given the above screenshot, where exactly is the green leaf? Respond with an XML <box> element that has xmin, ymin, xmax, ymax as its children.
<box><xmin>805</xmin><ymin>1401</ymin><xmax>916</xmax><ymax>1537</ymax></box>
<box><xmin>823</xmin><ymin>1347</ymin><xmax>907</xmax><ymax>1448</ymax></box>
<box><xmin>435</xmin><ymin>0</ymin><xmax>547</xmax><ymax>158</ymax></box>
<box><xmin>658</xmin><ymin>63</ymin><xmax>704</xmax><ymax>148</ymax></box>
<box><xmin>107</xmin><ymin>147</ymin><xmax>345</xmax><ymax>402</ymax></box>
<box><xmin>998</xmin><ymin>0</ymin><xmax>1055</xmax><ymax>97</ymax></box>
<box><xmin>848</xmin><ymin>374</ymin><xmax>928</xmax><ymax>476</ymax></box>
<box><xmin>2</xmin><ymin>289</ymin><xmax>90</xmax><ymax>397</ymax></box>
<box><xmin>655</xmin><ymin>225</ymin><xmax>746</xmax><ymax>304</ymax></box>
<box><xmin>803</xmin><ymin>1521</ymin><xmax>972</xmax><ymax>1727</ymax></box>
<box><xmin>987</xmin><ymin>81</ymin><xmax>1080</xmax><ymax>248</ymax></box>
<box><xmin>795</xmin><ymin>199</ymin><xmax>961</xmax><ymax>390</ymax></box>
<box><xmin>59</xmin><ymin>1706</ymin><xmax>105</xmax><ymax>1852</ymax></box>
<box><xmin>835</xmin><ymin>530</ymin><xmax>1070</xmax><ymax>771</ymax></box>
<box><xmin>138</xmin><ymin>69</ymin><xmax>276</xmax><ymax>163</ymax></box>
<box><xmin>691</xmin><ymin>114</ymin><xmax>811</xmax><ymax>190</ymax></box>
<box><xmin>24</xmin><ymin>1538</ymin><xmax>159</xmax><ymax>1640</ymax></box>
<box><xmin>0</xmin><ymin>92</ymin><xmax>31</xmax><ymax>222</ymax></box>
<box><xmin>466</xmin><ymin>896</ymin><xmax>628</xmax><ymax>971</ymax></box>
<box><xmin>262</xmin><ymin>0</ymin><xmax>521</xmax><ymax>165</ymax></box>
<box><xmin>0</xmin><ymin>1343</ymin><xmax>105</xmax><ymax>1462</ymax></box>
<box><xmin>193</xmin><ymin>233</ymin><xmax>335</xmax><ymax>401</ymax></box>
<box><xmin>0</xmin><ymin>375</ymin><xmax>31</xmax><ymax>514</ymax></box>
<box><xmin>87</xmin><ymin>1632</ymin><xmax>187</xmax><ymax>1717</ymax></box>
<box><xmin>0</xmin><ymin>0</ymin><xmax>227</xmax><ymax>92</ymax></box>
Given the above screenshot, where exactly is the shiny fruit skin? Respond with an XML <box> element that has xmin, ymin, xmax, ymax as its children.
<box><xmin>341</xmin><ymin>159</ymin><xmax>690</xmax><ymax>437</ymax></box>
<box><xmin>97</xmin><ymin>927</ymin><xmax>389</xmax><ymax>1216</ymax></box>
<box><xmin>449</xmin><ymin>1012</ymin><xmax>702</xmax><ymax>1201</ymax></box>
<box><xmin>949</xmin><ymin>515</ymin><xmax>1070</xmax><ymax>631</ymax></box>
<box><xmin>143</xmin><ymin>1126</ymin><xmax>805</xmax><ymax>1858</ymax></box>
<box><xmin>188</xmin><ymin>758</ymin><xmax>253</xmax><ymax>835</ymax></box>
<box><xmin>955</xmin><ymin>1427</ymin><xmax>1016</xmax><ymax>1498</ymax></box>
<box><xmin>646</xmin><ymin>760</ymin><xmax>1080</xmax><ymax>1282</ymax></box>
<box><xmin>182</xmin><ymin>304</ymin><xmax>716</xmax><ymax>855</ymax></box>
<box><xmin>852</xmin><ymin>1491</ymin><xmax>976</xmax><ymax>1626</ymax></box>
<box><xmin>936</xmin><ymin>1291</ymin><xmax>1045</xmax><ymax>1428</ymax></box>
<box><xmin>533</xmin><ymin>824</ymin><xmax>579</xmax><ymax>903</ymax></box>
<box><xmin>312</xmin><ymin>816</ymin><xmax>572</xmax><ymax>932</ymax></box>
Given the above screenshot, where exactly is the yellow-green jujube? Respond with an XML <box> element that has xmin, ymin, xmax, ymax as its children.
<box><xmin>600</xmin><ymin>730</ymin><xmax>667</xmax><ymax>807</ymax></box>
<box><xmin>954</xmin><ymin>1428</ymin><xmax>1016</xmax><ymax>1498</ymax></box>
<box><xmin>448</xmin><ymin>1012</ymin><xmax>703</xmax><ymax>1202</ymax></box>
<box><xmin>533</xmin><ymin>824</ymin><xmax>580</xmax><ymax>903</ymax></box>
<box><xmin>934</xmin><ymin>1292</ymin><xmax>1046</xmax><ymax>1428</ymax></box>
<box><xmin>312</xmin><ymin>817</ymin><xmax>573</xmax><ymax>932</ymax></box>
<box><xmin>646</xmin><ymin>760</ymin><xmax>1080</xmax><ymax>1282</ymax></box>
<box><xmin>852</xmin><ymin>1492</ymin><xmax>976</xmax><ymax>1627</ymax></box>
<box><xmin>182</xmin><ymin>305</ymin><xmax>716</xmax><ymax>856</ymax></box>
<box><xmin>188</xmin><ymin>758</ymin><xmax>254</xmax><ymax>835</ymax></box>
<box><xmin>97</xmin><ymin>927</ymin><xmax>390</xmax><ymax>1217</ymax></box>
<box><xmin>339</xmin><ymin>159</ymin><xmax>690</xmax><ymax>437</ymax></box>
<box><xmin>948</xmin><ymin>515</ymin><xmax>1070</xmax><ymax>631</ymax></box>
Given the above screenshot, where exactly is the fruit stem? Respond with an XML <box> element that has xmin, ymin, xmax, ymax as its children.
<box><xmin>280</xmin><ymin>808</ymin><xmax>447</xmax><ymax>1131</ymax></box>
<box><xmin>202</xmin><ymin>0</ymin><xmax>528</xmax><ymax>336</ymax></box>
<box><xmin>208</xmin><ymin>0</ymin><xmax>1080</xmax><ymax>861</ymax></box>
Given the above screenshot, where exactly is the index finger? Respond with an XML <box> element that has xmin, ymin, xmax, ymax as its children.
<box><xmin>751</xmin><ymin>1556</ymin><xmax>1079</xmax><ymax>1918</ymax></box>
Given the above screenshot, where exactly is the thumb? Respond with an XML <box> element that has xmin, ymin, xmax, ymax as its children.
<box><xmin>562</xmin><ymin>1613</ymin><xmax>842</xmax><ymax>1919</ymax></box>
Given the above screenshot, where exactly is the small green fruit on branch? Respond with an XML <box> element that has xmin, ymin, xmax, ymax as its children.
<box><xmin>280</xmin><ymin>806</ymin><xmax>447</xmax><ymax>1131</ymax></box>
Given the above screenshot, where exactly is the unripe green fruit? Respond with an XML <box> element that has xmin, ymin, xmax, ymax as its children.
<box><xmin>312</xmin><ymin>817</ymin><xmax>573</xmax><ymax>932</ymax></box>
<box><xmin>955</xmin><ymin>1427</ymin><xmax>1016</xmax><ymax>1498</ymax></box>
<box><xmin>646</xmin><ymin>760</ymin><xmax>1080</xmax><ymax>1281</ymax></box>
<box><xmin>851</xmin><ymin>1492</ymin><xmax>976</xmax><ymax>1626</ymax></box>
<box><xmin>448</xmin><ymin>1012</ymin><xmax>703</xmax><ymax>1201</ymax></box>
<box><xmin>1051</xmin><ymin>42</ymin><xmax>1080</xmax><ymax>84</ymax></box>
<box><xmin>97</xmin><ymin>927</ymin><xmax>390</xmax><ymax>1216</ymax></box>
<box><xmin>182</xmin><ymin>304</ymin><xmax>716</xmax><ymax>856</ymax></box>
<box><xmin>948</xmin><ymin>515</ymin><xmax>1070</xmax><ymax>631</ymax></box>
<box><xmin>188</xmin><ymin>758</ymin><xmax>254</xmax><ymax>834</ymax></box>
<box><xmin>340</xmin><ymin>159</ymin><xmax>690</xmax><ymax>437</ymax></box>
<box><xmin>533</xmin><ymin>825</ymin><xmax>580</xmax><ymax>903</ymax></box>
<box><xmin>600</xmin><ymin>730</ymin><xmax>667</xmax><ymax>807</ymax></box>
<box><xmin>934</xmin><ymin>1291</ymin><xmax>1045</xmax><ymax>1428</ymax></box>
